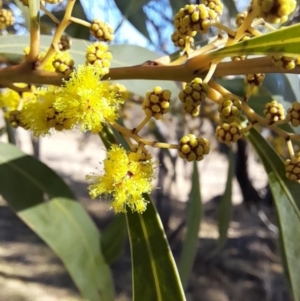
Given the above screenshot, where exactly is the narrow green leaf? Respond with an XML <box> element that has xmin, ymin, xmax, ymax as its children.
<box><xmin>222</xmin><ymin>0</ymin><xmax>238</xmax><ymax>18</ymax></box>
<box><xmin>151</xmin><ymin>125</ymin><xmax>176</xmax><ymax>166</ymax></box>
<box><xmin>217</xmin><ymin>78</ymin><xmax>245</xmax><ymax>96</ymax></box>
<box><xmin>248</xmin><ymin>94</ymin><xmax>273</xmax><ymax>117</ymax></box>
<box><xmin>126</xmin><ymin>195</ymin><xmax>186</xmax><ymax>301</ymax></box>
<box><xmin>4</xmin><ymin>119</ymin><xmax>16</xmax><ymax>144</ymax></box>
<box><xmin>67</xmin><ymin>0</ymin><xmax>90</xmax><ymax>39</ymax></box>
<box><xmin>211</xmin><ymin>23</ymin><xmax>300</xmax><ymax>58</ymax></box>
<box><xmin>41</xmin><ymin>10</ymin><xmax>64</xmax><ymax>30</ymax></box>
<box><xmin>114</xmin><ymin>0</ymin><xmax>151</xmax><ymax>40</ymax></box>
<box><xmin>214</xmin><ymin>148</ymin><xmax>233</xmax><ymax>253</ymax></box>
<box><xmin>262</xmin><ymin>73</ymin><xmax>299</xmax><ymax>103</ymax></box>
<box><xmin>178</xmin><ymin>161</ymin><xmax>202</xmax><ymax>289</ymax></box>
<box><xmin>0</xmin><ymin>142</ymin><xmax>114</xmax><ymax>301</ymax></box>
<box><xmin>248</xmin><ymin>129</ymin><xmax>300</xmax><ymax>301</ymax></box>
<box><xmin>101</xmin><ymin>214</ymin><xmax>127</xmax><ymax>264</ymax></box>
<box><xmin>14</xmin><ymin>0</ymin><xmax>31</xmax><ymax>30</ymax></box>
<box><xmin>126</xmin><ymin>11</ymin><xmax>150</xmax><ymax>41</ymax></box>
<box><xmin>41</xmin><ymin>2</ymin><xmax>90</xmax><ymax>39</ymax></box>
<box><xmin>0</xmin><ymin>127</ymin><xmax>6</xmax><ymax>136</ymax></box>
<box><xmin>115</xmin><ymin>0</ymin><xmax>149</xmax><ymax>18</ymax></box>
<box><xmin>281</xmin><ymin>74</ymin><xmax>300</xmax><ymax>101</ymax></box>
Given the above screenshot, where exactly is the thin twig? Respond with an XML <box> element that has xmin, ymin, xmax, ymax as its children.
<box><xmin>27</xmin><ymin>0</ymin><xmax>40</xmax><ymax>62</ymax></box>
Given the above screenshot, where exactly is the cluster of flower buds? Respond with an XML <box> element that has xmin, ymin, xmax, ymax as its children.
<box><xmin>216</xmin><ymin>122</ymin><xmax>243</xmax><ymax>144</ymax></box>
<box><xmin>142</xmin><ymin>86</ymin><xmax>171</xmax><ymax>120</ymax></box>
<box><xmin>179</xmin><ymin>78</ymin><xmax>209</xmax><ymax>115</ymax></box>
<box><xmin>179</xmin><ymin>134</ymin><xmax>210</xmax><ymax>162</ymax></box>
<box><xmin>287</xmin><ymin>102</ymin><xmax>300</xmax><ymax>127</ymax></box>
<box><xmin>218</xmin><ymin>98</ymin><xmax>242</xmax><ymax>123</ymax></box>
<box><xmin>254</xmin><ymin>0</ymin><xmax>296</xmax><ymax>24</ymax></box>
<box><xmin>90</xmin><ymin>19</ymin><xmax>114</xmax><ymax>42</ymax></box>
<box><xmin>172</xmin><ymin>2</ymin><xmax>222</xmax><ymax>49</ymax></box>
<box><xmin>85</xmin><ymin>42</ymin><xmax>112</xmax><ymax>75</ymax></box>
<box><xmin>272</xmin><ymin>55</ymin><xmax>298</xmax><ymax>70</ymax></box>
<box><xmin>0</xmin><ymin>8</ymin><xmax>14</xmax><ymax>30</ymax></box>
<box><xmin>244</xmin><ymin>73</ymin><xmax>265</xmax><ymax>86</ymax></box>
<box><xmin>285</xmin><ymin>154</ymin><xmax>300</xmax><ymax>183</ymax></box>
<box><xmin>263</xmin><ymin>100</ymin><xmax>285</xmax><ymax>124</ymax></box>
<box><xmin>52</xmin><ymin>52</ymin><xmax>74</xmax><ymax>76</ymax></box>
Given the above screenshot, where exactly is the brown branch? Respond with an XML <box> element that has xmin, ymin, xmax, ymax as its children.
<box><xmin>0</xmin><ymin>55</ymin><xmax>300</xmax><ymax>87</ymax></box>
<box><xmin>106</xmin><ymin>57</ymin><xmax>300</xmax><ymax>82</ymax></box>
<box><xmin>0</xmin><ymin>62</ymin><xmax>64</xmax><ymax>86</ymax></box>
<box><xmin>213</xmin><ymin>57</ymin><xmax>300</xmax><ymax>77</ymax></box>
<box><xmin>0</xmin><ymin>56</ymin><xmax>18</xmax><ymax>65</ymax></box>
<box><xmin>104</xmin><ymin>64</ymin><xmax>190</xmax><ymax>82</ymax></box>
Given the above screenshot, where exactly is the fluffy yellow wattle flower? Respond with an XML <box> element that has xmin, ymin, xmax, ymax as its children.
<box><xmin>0</xmin><ymin>84</ymin><xmax>35</xmax><ymax>115</ymax></box>
<box><xmin>54</xmin><ymin>65</ymin><xmax>124</xmax><ymax>133</ymax></box>
<box><xmin>0</xmin><ymin>89</ymin><xmax>20</xmax><ymax>113</ymax></box>
<box><xmin>86</xmin><ymin>145</ymin><xmax>155</xmax><ymax>213</ymax></box>
<box><xmin>20</xmin><ymin>88</ymin><xmax>75</xmax><ymax>136</ymax></box>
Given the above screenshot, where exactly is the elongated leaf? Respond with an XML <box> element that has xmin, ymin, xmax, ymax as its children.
<box><xmin>4</xmin><ymin>119</ymin><xmax>16</xmax><ymax>144</ymax></box>
<box><xmin>114</xmin><ymin>0</ymin><xmax>149</xmax><ymax>20</ymax></box>
<box><xmin>178</xmin><ymin>161</ymin><xmax>202</xmax><ymax>289</ymax></box>
<box><xmin>67</xmin><ymin>0</ymin><xmax>90</xmax><ymax>39</ymax></box>
<box><xmin>151</xmin><ymin>125</ymin><xmax>176</xmax><ymax>165</ymax></box>
<box><xmin>125</xmin><ymin>11</ymin><xmax>150</xmax><ymax>41</ymax></box>
<box><xmin>211</xmin><ymin>23</ymin><xmax>300</xmax><ymax>58</ymax></box>
<box><xmin>281</xmin><ymin>74</ymin><xmax>300</xmax><ymax>100</ymax></box>
<box><xmin>101</xmin><ymin>214</ymin><xmax>127</xmax><ymax>264</ymax></box>
<box><xmin>114</xmin><ymin>0</ymin><xmax>151</xmax><ymax>40</ymax></box>
<box><xmin>217</xmin><ymin>78</ymin><xmax>244</xmax><ymax>96</ymax></box>
<box><xmin>0</xmin><ymin>127</ymin><xmax>5</xmax><ymax>136</ymax></box>
<box><xmin>248</xmin><ymin>94</ymin><xmax>293</xmax><ymax>119</ymax></box>
<box><xmin>248</xmin><ymin>129</ymin><xmax>300</xmax><ymax>301</ymax></box>
<box><xmin>14</xmin><ymin>0</ymin><xmax>31</xmax><ymax>30</ymax></box>
<box><xmin>214</xmin><ymin>148</ymin><xmax>233</xmax><ymax>253</ymax></box>
<box><xmin>223</xmin><ymin>0</ymin><xmax>238</xmax><ymax>18</ymax></box>
<box><xmin>0</xmin><ymin>142</ymin><xmax>114</xmax><ymax>301</ymax></box>
<box><xmin>41</xmin><ymin>1</ymin><xmax>90</xmax><ymax>39</ymax></box>
<box><xmin>262</xmin><ymin>73</ymin><xmax>299</xmax><ymax>103</ymax></box>
<box><xmin>126</xmin><ymin>195</ymin><xmax>186</xmax><ymax>301</ymax></box>
<box><xmin>218</xmin><ymin>74</ymin><xmax>299</xmax><ymax>109</ymax></box>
